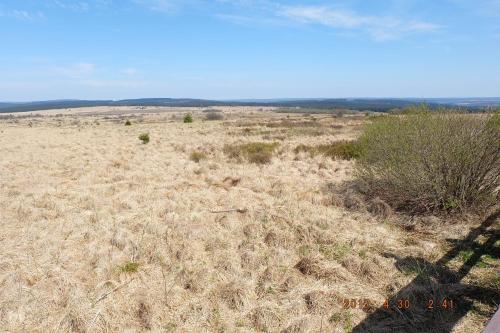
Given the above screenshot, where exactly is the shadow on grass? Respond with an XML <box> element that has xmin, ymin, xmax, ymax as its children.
<box><xmin>353</xmin><ymin>209</ymin><xmax>500</xmax><ymax>333</ymax></box>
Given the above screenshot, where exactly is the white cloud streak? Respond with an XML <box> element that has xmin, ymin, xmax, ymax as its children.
<box><xmin>133</xmin><ymin>0</ymin><xmax>176</xmax><ymax>13</ymax></box>
<box><xmin>41</xmin><ymin>0</ymin><xmax>441</xmax><ymax>41</ymax></box>
<box><xmin>0</xmin><ymin>9</ymin><xmax>45</xmax><ymax>21</ymax></box>
<box><xmin>121</xmin><ymin>68</ymin><xmax>139</xmax><ymax>76</ymax></box>
<box><xmin>53</xmin><ymin>62</ymin><xmax>96</xmax><ymax>78</ymax></box>
<box><xmin>50</xmin><ymin>0</ymin><xmax>115</xmax><ymax>12</ymax></box>
<box><xmin>51</xmin><ymin>1</ymin><xmax>90</xmax><ymax>12</ymax></box>
<box><xmin>280</xmin><ymin>5</ymin><xmax>439</xmax><ymax>41</ymax></box>
<box><xmin>81</xmin><ymin>79</ymin><xmax>147</xmax><ymax>88</ymax></box>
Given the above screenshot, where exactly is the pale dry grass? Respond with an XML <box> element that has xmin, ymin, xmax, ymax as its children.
<box><xmin>0</xmin><ymin>108</ymin><xmax>494</xmax><ymax>332</ymax></box>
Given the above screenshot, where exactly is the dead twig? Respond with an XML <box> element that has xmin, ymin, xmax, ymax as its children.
<box><xmin>93</xmin><ymin>278</ymin><xmax>136</xmax><ymax>305</ymax></box>
<box><xmin>209</xmin><ymin>208</ymin><xmax>248</xmax><ymax>214</ymax></box>
<box><xmin>88</xmin><ymin>309</ymin><xmax>102</xmax><ymax>330</ymax></box>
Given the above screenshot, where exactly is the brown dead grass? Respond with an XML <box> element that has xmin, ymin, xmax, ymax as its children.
<box><xmin>0</xmin><ymin>107</ymin><xmax>495</xmax><ymax>333</ymax></box>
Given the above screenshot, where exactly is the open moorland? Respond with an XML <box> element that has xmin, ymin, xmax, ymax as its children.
<box><xmin>0</xmin><ymin>107</ymin><xmax>498</xmax><ymax>332</ymax></box>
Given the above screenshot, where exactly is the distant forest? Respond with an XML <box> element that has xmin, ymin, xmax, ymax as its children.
<box><xmin>1</xmin><ymin>98</ymin><xmax>499</xmax><ymax>113</ymax></box>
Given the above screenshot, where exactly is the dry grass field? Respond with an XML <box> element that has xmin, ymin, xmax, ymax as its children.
<box><xmin>0</xmin><ymin>107</ymin><xmax>498</xmax><ymax>332</ymax></box>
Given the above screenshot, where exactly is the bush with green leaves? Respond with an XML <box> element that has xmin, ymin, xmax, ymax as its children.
<box><xmin>356</xmin><ymin>112</ymin><xmax>499</xmax><ymax>214</ymax></box>
<box><xmin>125</xmin><ymin>120</ymin><xmax>132</xmax><ymax>126</ymax></box>
<box><xmin>138</xmin><ymin>133</ymin><xmax>150</xmax><ymax>144</ymax></box>
<box><xmin>183</xmin><ymin>114</ymin><xmax>193</xmax><ymax>123</ymax></box>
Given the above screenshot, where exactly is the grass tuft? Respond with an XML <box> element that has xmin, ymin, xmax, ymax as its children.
<box><xmin>138</xmin><ymin>133</ymin><xmax>150</xmax><ymax>144</ymax></box>
<box><xmin>224</xmin><ymin>142</ymin><xmax>279</xmax><ymax>164</ymax></box>
<box><xmin>319</xmin><ymin>243</ymin><xmax>351</xmax><ymax>261</ymax></box>
<box><xmin>119</xmin><ymin>262</ymin><xmax>139</xmax><ymax>273</ymax></box>
<box><xmin>190</xmin><ymin>151</ymin><xmax>207</xmax><ymax>163</ymax></box>
<box><xmin>205</xmin><ymin>112</ymin><xmax>224</xmax><ymax>121</ymax></box>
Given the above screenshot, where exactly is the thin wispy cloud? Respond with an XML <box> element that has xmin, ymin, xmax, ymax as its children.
<box><xmin>24</xmin><ymin>61</ymin><xmax>147</xmax><ymax>92</ymax></box>
<box><xmin>121</xmin><ymin>68</ymin><xmax>139</xmax><ymax>76</ymax></box>
<box><xmin>49</xmin><ymin>0</ymin><xmax>114</xmax><ymax>12</ymax></box>
<box><xmin>53</xmin><ymin>62</ymin><xmax>96</xmax><ymax>78</ymax></box>
<box><xmin>279</xmin><ymin>5</ymin><xmax>440</xmax><ymax>41</ymax></box>
<box><xmin>81</xmin><ymin>79</ymin><xmax>147</xmax><ymax>88</ymax></box>
<box><xmin>209</xmin><ymin>2</ymin><xmax>441</xmax><ymax>41</ymax></box>
<box><xmin>215</xmin><ymin>13</ymin><xmax>284</xmax><ymax>27</ymax></box>
<box><xmin>0</xmin><ymin>9</ymin><xmax>45</xmax><ymax>21</ymax></box>
<box><xmin>51</xmin><ymin>1</ymin><xmax>90</xmax><ymax>12</ymax></box>
<box><xmin>133</xmin><ymin>0</ymin><xmax>176</xmax><ymax>13</ymax></box>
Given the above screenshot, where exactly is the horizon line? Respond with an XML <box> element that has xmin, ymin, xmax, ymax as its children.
<box><xmin>2</xmin><ymin>96</ymin><xmax>500</xmax><ymax>103</ymax></box>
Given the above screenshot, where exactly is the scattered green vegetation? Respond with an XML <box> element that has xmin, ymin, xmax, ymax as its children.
<box><xmin>297</xmin><ymin>245</ymin><xmax>312</xmax><ymax>257</ymax></box>
<box><xmin>223</xmin><ymin>142</ymin><xmax>280</xmax><ymax>164</ymax></box>
<box><xmin>391</xmin><ymin>104</ymin><xmax>476</xmax><ymax>115</ymax></box>
<box><xmin>389</xmin><ymin>103</ymin><xmax>433</xmax><ymax>115</ymax></box>
<box><xmin>294</xmin><ymin>141</ymin><xmax>361</xmax><ymax>160</ymax></box>
<box><xmin>319</xmin><ymin>243</ymin><xmax>350</xmax><ymax>261</ymax></box>
<box><xmin>119</xmin><ymin>262</ymin><xmax>140</xmax><ymax>273</ymax></box>
<box><xmin>400</xmin><ymin>260</ymin><xmax>430</xmax><ymax>278</ymax></box>
<box><xmin>274</xmin><ymin>107</ymin><xmax>355</xmax><ymax>115</ymax></box>
<box><xmin>458</xmin><ymin>250</ymin><xmax>495</xmax><ymax>268</ymax></box>
<box><xmin>164</xmin><ymin>322</ymin><xmax>177</xmax><ymax>331</ymax></box>
<box><xmin>183</xmin><ymin>114</ymin><xmax>193</xmax><ymax>123</ymax></box>
<box><xmin>208</xmin><ymin>307</ymin><xmax>226</xmax><ymax>332</ymax></box>
<box><xmin>190</xmin><ymin>151</ymin><xmax>207</xmax><ymax>163</ymax></box>
<box><xmin>138</xmin><ymin>133</ymin><xmax>150</xmax><ymax>144</ymax></box>
<box><xmin>329</xmin><ymin>311</ymin><xmax>354</xmax><ymax>332</ymax></box>
<box><xmin>366</xmin><ymin>113</ymin><xmax>388</xmax><ymax>122</ymax></box>
<box><xmin>480</xmin><ymin>254</ymin><xmax>496</xmax><ymax>266</ymax></box>
<box><xmin>265</xmin><ymin>120</ymin><xmax>323</xmax><ymax>128</ymax></box>
<box><xmin>458</xmin><ymin>249</ymin><xmax>475</xmax><ymax>262</ymax></box>
<box><xmin>125</xmin><ymin>120</ymin><xmax>132</xmax><ymax>126</ymax></box>
<box><xmin>356</xmin><ymin>112</ymin><xmax>500</xmax><ymax>214</ymax></box>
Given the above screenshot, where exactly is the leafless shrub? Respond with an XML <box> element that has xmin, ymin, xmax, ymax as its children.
<box><xmin>367</xmin><ymin>197</ymin><xmax>393</xmax><ymax>218</ymax></box>
<box><xmin>331</xmin><ymin>109</ymin><xmax>346</xmax><ymax>118</ymax></box>
<box><xmin>205</xmin><ymin>111</ymin><xmax>224</xmax><ymax>121</ymax></box>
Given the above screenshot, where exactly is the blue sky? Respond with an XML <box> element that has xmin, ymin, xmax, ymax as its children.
<box><xmin>1</xmin><ymin>0</ymin><xmax>499</xmax><ymax>101</ymax></box>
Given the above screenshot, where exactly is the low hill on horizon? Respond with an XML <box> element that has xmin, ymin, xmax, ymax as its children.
<box><xmin>1</xmin><ymin>97</ymin><xmax>499</xmax><ymax>113</ymax></box>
